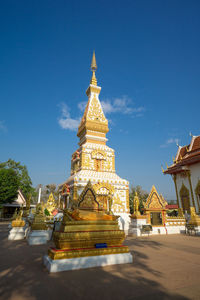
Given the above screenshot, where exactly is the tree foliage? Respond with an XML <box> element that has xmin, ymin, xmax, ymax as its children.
<box><xmin>129</xmin><ymin>185</ymin><xmax>149</xmax><ymax>214</ymax></box>
<box><xmin>0</xmin><ymin>159</ymin><xmax>34</xmax><ymax>204</ymax></box>
<box><xmin>0</xmin><ymin>168</ymin><xmax>19</xmax><ymax>205</ymax></box>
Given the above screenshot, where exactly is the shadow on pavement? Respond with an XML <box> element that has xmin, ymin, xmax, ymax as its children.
<box><xmin>0</xmin><ymin>223</ymin><xmax>189</xmax><ymax>300</ymax></box>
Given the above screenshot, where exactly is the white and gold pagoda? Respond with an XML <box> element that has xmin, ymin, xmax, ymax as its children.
<box><xmin>60</xmin><ymin>52</ymin><xmax>130</xmax><ymax>233</ymax></box>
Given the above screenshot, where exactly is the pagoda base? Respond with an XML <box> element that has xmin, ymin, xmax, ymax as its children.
<box><xmin>8</xmin><ymin>227</ymin><xmax>25</xmax><ymax>240</ymax></box>
<box><xmin>43</xmin><ymin>252</ymin><xmax>133</xmax><ymax>273</ymax></box>
<box><xmin>27</xmin><ymin>230</ymin><xmax>51</xmax><ymax>245</ymax></box>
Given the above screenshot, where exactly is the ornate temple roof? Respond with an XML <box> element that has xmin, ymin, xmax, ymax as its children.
<box><xmin>77</xmin><ymin>52</ymin><xmax>109</xmax><ymax>145</ymax></box>
<box><xmin>78</xmin><ymin>92</ymin><xmax>108</xmax><ymax>128</ymax></box>
<box><xmin>144</xmin><ymin>186</ymin><xmax>167</xmax><ymax>210</ymax></box>
<box><xmin>164</xmin><ymin>134</ymin><xmax>200</xmax><ymax>174</ymax></box>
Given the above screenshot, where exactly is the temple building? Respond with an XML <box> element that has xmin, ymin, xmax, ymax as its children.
<box><xmin>1</xmin><ymin>189</ymin><xmax>35</xmax><ymax>218</ymax></box>
<box><xmin>143</xmin><ymin>186</ymin><xmax>168</xmax><ymax>227</ymax></box>
<box><xmin>129</xmin><ymin>185</ymin><xmax>186</xmax><ymax>236</ymax></box>
<box><xmin>164</xmin><ymin>134</ymin><xmax>200</xmax><ymax>216</ymax></box>
<box><xmin>59</xmin><ymin>53</ymin><xmax>130</xmax><ymax>233</ymax></box>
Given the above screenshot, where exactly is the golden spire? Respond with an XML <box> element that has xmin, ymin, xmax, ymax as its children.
<box><xmin>77</xmin><ymin>51</ymin><xmax>109</xmax><ymax>145</ymax></box>
<box><xmin>90</xmin><ymin>51</ymin><xmax>97</xmax><ymax>86</ymax></box>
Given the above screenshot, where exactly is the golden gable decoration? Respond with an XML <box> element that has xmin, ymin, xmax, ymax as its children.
<box><xmin>78</xmin><ymin>181</ymin><xmax>99</xmax><ymax>210</ymax></box>
<box><xmin>145</xmin><ymin>185</ymin><xmax>165</xmax><ymax>210</ymax></box>
<box><xmin>87</xmin><ymin>95</ymin><xmax>108</xmax><ymax>124</ymax></box>
<box><xmin>91</xmin><ymin>149</ymin><xmax>107</xmax><ymax>160</ymax></box>
<box><xmin>92</xmin><ymin>182</ymin><xmax>115</xmax><ymax>211</ymax></box>
<box><xmin>93</xmin><ymin>182</ymin><xmax>114</xmax><ymax>195</ymax></box>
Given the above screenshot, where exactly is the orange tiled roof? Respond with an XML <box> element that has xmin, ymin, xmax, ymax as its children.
<box><xmin>164</xmin><ymin>135</ymin><xmax>200</xmax><ymax>174</ymax></box>
<box><xmin>191</xmin><ymin>136</ymin><xmax>200</xmax><ymax>151</ymax></box>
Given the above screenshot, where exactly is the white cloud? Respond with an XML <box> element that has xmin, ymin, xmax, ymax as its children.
<box><xmin>0</xmin><ymin>121</ymin><xmax>7</xmax><ymax>133</ymax></box>
<box><xmin>160</xmin><ymin>138</ymin><xmax>179</xmax><ymax>148</ymax></box>
<box><xmin>77</xmin><ymin>101</ymin><xmax>87</xmax><ymax>112</ymax></box>
<box><xmin>78</xmin><ymin>96</ymin><xmax>145</xmax><ymax>116</ymax></box>
<box><xmin>58</xmin><ymin>103</ymin><xmax>80</xmax><ymax>131</ymax></box>
<box><xmin>101</xmin><ymin>96</ymin><xmax>145</xmax><ymax>116</ymax></box>
<box><xmin>58</xmin><ymin>95</ymin><xmax>145</xmax><ymax>131</ymax></box>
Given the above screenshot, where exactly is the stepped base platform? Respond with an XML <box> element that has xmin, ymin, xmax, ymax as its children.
<box><xmin>44</xmin><ymin>248</ymin><xmax>133</xmax><ymax>272</ymax></box>
<box><xmin>27</xmin><ymin>230</ymin><xmax>51</xmax><ymax>245</ymax></box>
<box><xmin>8</xmin><ymin>227</ymin><xmax>25</xmax><ymax>240</ymax></box>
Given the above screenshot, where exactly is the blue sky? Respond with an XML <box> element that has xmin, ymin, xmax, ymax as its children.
<box><xmin>0</xmin><ymin>0</ymin><xmax>200</xmax><ymax>199</ymax></box>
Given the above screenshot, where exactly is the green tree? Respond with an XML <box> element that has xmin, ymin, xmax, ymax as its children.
<box><xmin>0</xmin><ymin>159</ymin><xmax>34</xmax><ymax>201</ymax></box>
<box><xmin>0</xmin><ymin>168</ymin><xmax>19</xmax><ymax>206</ymax></box>
<box><xmin>129</xmin><ymin>185</ymin><xmax>148</xmax><ymax>214</ymax></box>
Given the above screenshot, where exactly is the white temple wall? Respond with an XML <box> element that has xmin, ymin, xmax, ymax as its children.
<box><xmin>176</xmin><ymin>163</ymin><xmax>200</xmax><ymax>212</ymax></box>
<box><xmin>129</xmin><ymin>217</ymin><xmax>186</xmax><ymax>236</ymax></box>
<box><xmin>190</xmin><ymin>163</ymin><xmax>200</xmax><ymax>211</ymax></box>
<box><xmin>117</xmin><ymin>213</ymin><xmax>131</xmax><ymax>235</ymax></box>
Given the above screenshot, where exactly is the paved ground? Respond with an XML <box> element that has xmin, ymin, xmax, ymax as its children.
<box><xmin>0</xmin><ymin>223</ymin><xmax>200</xmax><ymax>300</ymax></box>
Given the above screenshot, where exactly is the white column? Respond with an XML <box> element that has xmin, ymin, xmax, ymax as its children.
<box><xmin>38</xmin><ymin>188</ymin><xmax>41</xmax><ymax>203</ymax></box>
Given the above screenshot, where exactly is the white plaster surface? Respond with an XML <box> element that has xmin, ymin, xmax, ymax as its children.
<box><xmin>8</xmin><ymin>227</ymin><xmax>25</xmax><ymax>240</ymax></box>
<box><xmin>27</xmin><ymin>230</ymin><xmax>50</xmax><ymax>245</ymax></box>
<box><xmin>43</xmin><ymin>252</ymin><xmax>133</xmax><ymax>273</ymax></box>
<box><xmin>176</xmin><ymin>162</ymin><xmax>200</xmax><ymax>212</ymax></box>
<box><xmin>128</xmin><ymin>218</ymin><xmax>147</xmax><ymax>236</ymax></box>
<box><xmin>117</xmin><ymin>213</ymin><xmax>131</xmax><ymax>235</ymax></box>
<box><xmin>46</xmin><ymin>228</ymin><xmax>53</xmax><ymax>240</ymax></box>
<box><xmin>151</xmin><ymin>226</ymin><xmax>168</xmax><ymax>235</ymax></box>
<box><xmin>166</xmin><ymin>226</ymin><xmax>186</xmax><ymax>234</ymax></box>
<box><xmin>129</xmin><ymin>218</ymin><xmax>187</xmax><ymax>236</ymax></box>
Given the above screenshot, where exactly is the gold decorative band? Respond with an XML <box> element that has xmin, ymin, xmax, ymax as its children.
<box><xmin>11</xmin><ymin>220</ymin><xmax>25</xmax><ymax>227</ymax></box>
<box><xmin>48</xmin><ymin>245</ymin><xmax>130</xmax><ymax>260</ymax></box>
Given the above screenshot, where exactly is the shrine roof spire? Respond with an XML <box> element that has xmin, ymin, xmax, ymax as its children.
<box><xmin>77</xmin><ymin>51</ymin><xmax>109</xmax><ymax>145</ymax></box>
<box><xmin>90</xmin><ymin>51</ymin><xmax>97</xmax><ymax>86</ymax></box>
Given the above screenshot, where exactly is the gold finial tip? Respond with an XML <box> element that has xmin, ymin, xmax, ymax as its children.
<box><xmin>91</xmin><ymin>51</ymin><xmax>97</xmax><ymax>71</ymax></box>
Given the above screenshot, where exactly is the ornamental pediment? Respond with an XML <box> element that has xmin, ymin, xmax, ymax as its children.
<box><xmin>93</xmin><ymin>182</ymin><xmax>114</xmax><ymax>195</ymax></box>
<box><xmin>78</xmin><ymin>181</ymin><xmax>99</xmax><ymax>210</ymax></box>
<box><xmin>145</xmin><ymin>186</ymin><xmax>165</xmax><ymax>210</ymax></box>
<box><xmin>87</xmin><ymin>95</ymin><xmax>107</xmax><ymax>124</ymax></box>
<box><xmin>91</xmin><ymin>149</ymin><xmax>107</xmax><ymax>160</ymax></box>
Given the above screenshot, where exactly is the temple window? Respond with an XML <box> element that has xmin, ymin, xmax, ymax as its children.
<box><xmin>179</xmin><ymin>183</ymin><xmax>190</xmax><ymax>213</ymax></box>
<box><xmin>150</xmin><ymin>212</ymin><xmax>162</xmax><ymax>225</ymax></box>
<box><xmin>95</xmin><ymin>159</ymin><xmax>103</xmax><ymax>171</ymax></box>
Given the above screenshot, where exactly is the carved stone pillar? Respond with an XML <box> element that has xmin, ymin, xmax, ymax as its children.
<box><xmin>172</xmin><ymin>174</ymin><xmax>184</xmax><ymax>217</ymax></box>
<box><xmin>172</xmin><ymin>174</ymin><xmax>181</xmax><ymax>208</ymax></box>
<box><xmin>186</xmin><ymin>170</ymin><xmax>197</xmax><ymax>212</ymax></box>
